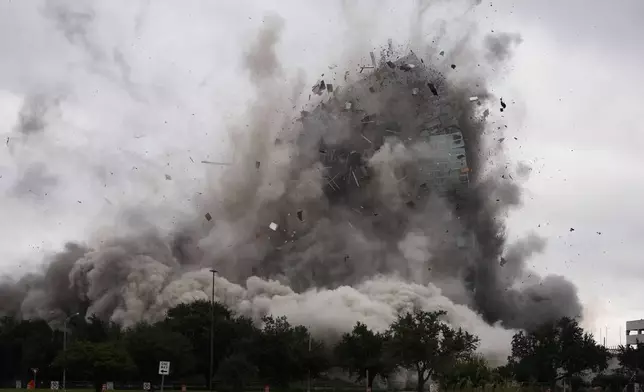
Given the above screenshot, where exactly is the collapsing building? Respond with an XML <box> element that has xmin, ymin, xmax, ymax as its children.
<box><xmin>300</xmin><ymin>52</ymin><xmax>475</xmax><ymax>247</ymax></box>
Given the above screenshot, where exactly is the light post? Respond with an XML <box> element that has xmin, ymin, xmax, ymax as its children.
<box><xmin>63</xmin><ymin>313</ymin><xmax>80</xmax><ymax>392</ymax></box>
<box><xmin>209</xmin><ymin>269</ymin><xmax>217</xmax><ymax>392</ymax></box>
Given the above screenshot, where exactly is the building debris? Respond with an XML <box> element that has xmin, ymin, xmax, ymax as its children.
<box><xmin>469</xmin><ymin>96</ymin><xmax>479</xmax><ymax>102</ymax></box>
<box><xmin>500</xmin><ymin>257</ymin><xmax>507</xmax><ymax>266</ymax></box>
<box><xmin>312</xmin><ymin>80</ymin><xmax>326</xmax><ymax>95</ymax></box>
<box><xmin>427</xmin><ymin>82</ymin><xmax>438</xmax><ymax>96</ymax></box>
<box><xmin>201</xmin><ymin>160</ymin><xmax>230</xmax><ymax>166</ymax></box>
<box><xmin>500</xmin><ymin>98</ymin><xmax>507</xmax><ymax>112</ymax></box>
<box><xmin>569</xmin><ymin>227</ymin><xmax>575</xmax><ymax>232</ymax></box>
<box><xmin>451</xmin><ymin>64</ymin><xmax>456</xmax><ymax>69</ymax></box>
<box><xmin>411</xmin><ymin>88</ymin><xmax>419</xmax><ymax>96</ymax></box>
<box><xmin>345</xmin><ymin>102</ymin><xmax>353</xmax><ymax>110</ymax></box>
<box><xmin>165</xmin><ymin>174</ymin><xmax>172</xmax><ymax>180</ymax></box>
<box><xmin>439</xmin><ymin>51</ymin><xmax>445</xmax><ymax>56</ymax></box>
<box><xmin>269</xmin><ymin>222</ymin><xmax>279</xmax><ymax>231</ymax></box>
<box><xmin>369</xmin><ymin>51</ymin><xmax>377</xmax><ymax>68</ymax></box>
<box><xmin>297</xmin><ymin>210</ymin><xmax>304</xmax><ymax>222</ymax></box>
<box><xmin>498</xmin><ymin>138</ymin><xmax>505</xmax><ymax>143</ymax></box>
<box><xmin>399</xmin><ymin>63</ymin><xmax>415</xmax><ymax>71</ymax></box>
<box><xmin>351</xmin><ymin>170</ymin><xmax>360</xmax><ymax>187</ymax></box>
<box><xmin>256</xmin><ymin>161</ymin><xmax>261</xmax><ymax>169</ymax></box>
<box><xmin>361</xmin><ymin>134</ymin><xmax>372</xmax><ymax>144</ymax></box>
<box><xmin>326</xmin><ymin>83</ymin><xmax>334</xmax><ymax>93</ymax></box>
<box><xmin>205</xmin><ymin>213</ymin><xmax>212</xmax><ymax>221</ymax></box>
<box><xmin>386</xmin><ymin>61</ymin><xmax>396</xmax><ymax>69</ymax></box>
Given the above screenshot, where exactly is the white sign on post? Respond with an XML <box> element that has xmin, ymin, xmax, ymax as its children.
<box><xmin>15</xmin><ymin>381</ymin><xmax>22</xmax><ymax>389</ymax></box>
<box><xmin>106</xmin><ymin>382</ymin><xmax>114</xmax><ymax>390</ymax></box>
<box><xmin>158</xmin><ymin>361</ymin><xmax>171</xmax><ymax>375</ymax></box>
<box><xmin>143</xmin><ymin>383</ymin><xmax>151</xmax><ymax>391</ymax></box>
<box><xmin>50</xmin><ymin>381</ymin><xmax>59</xmax><ymax>390</ymax></box>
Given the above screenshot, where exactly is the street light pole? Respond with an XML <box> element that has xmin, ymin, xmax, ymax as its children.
<box><xmin>63</xmin><ymin>313</ymin><xmax>79</xmax><ymax>392</ymax></box>
<box><xmin>209</xmin><ymin>269</ymin><xmax>217</xmax><ymax>392</ymax></box>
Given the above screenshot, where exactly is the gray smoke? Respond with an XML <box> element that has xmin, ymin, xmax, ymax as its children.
<box><xmin>0</xmin><ymin>3</ymin><xmax>582</xmax><ymax>363</ymax></box>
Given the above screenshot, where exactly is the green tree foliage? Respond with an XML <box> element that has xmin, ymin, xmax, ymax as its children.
<box><xmin>436</xmin><ymin>354</ymin><xmax>494</xmax><ymax>389</ymax></box>
<box><xmin>124</xmin><ymin>322</ymin><xmax>196</xmax><ymax>381</ymax></box>
<box><xmin>51</xmin><ymin>341</ymin><xmax>136</xmax><ymax>392</ymax></box>
<box><xmin>163</xmin><ymin>300</ymin><xmax>240</xmax><ymax>385</ymax></box>
<box><xmin>334</xmin><ymin>322</ymin><xmax>395</xmax><ymax>387</ymax></box>
<box><xmin>508</xmin><ymin>317</ymin><xmax>609</xmax><ymax>389</ymax></box>
<box><xmin>617</xmin><ymin>343</ymin><xmax>644</xmax><ymax>374</ymax></box>
<box><xmin>216</xmin><ymin>352</ymin><xmax>258</xmax><ymax>392</ymax></box>
<box><xmin>387</xmin><ymin>310</ymin><xmax>480</xmax><ymax>392</ymax></box>
<box><xmin>0</xmin><ymin>317</ymin><xmax>61</xmax><ymax>382</ymax></box>
<box><xmin>253</xmin><ymin>315</ymin><xmax>328</xmax><ymax>387</ymax></box>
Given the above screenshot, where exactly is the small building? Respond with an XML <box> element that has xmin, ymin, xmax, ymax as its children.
<box><xmin>626</xmin><ymin>320</ymin><xmax>644</xmax><ymax>346</ymax></box>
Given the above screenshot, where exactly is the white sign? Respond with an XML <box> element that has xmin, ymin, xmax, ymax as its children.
<box><xmin>50</xmin><ymin>381</ymin><xmax>59</xmax><ymax>390</ymax></box>
<box><xmin>143</xmin><ymin>383</ymin><xmax>151</xmax><ymax>391</ymax></box>
<box><xmin>106</xmin><ymin>382</ymin><xmax>114</xmax><ymax>390</ymax></box>
<box><xmin>15</xmin><ymin>381</ymin><xmax>22</xmax><ymax>389</ymax></box>
<box><xmin>158</xmin><ymin>361</ymin><xmax>171</xmax><ymax>375</ymax></box>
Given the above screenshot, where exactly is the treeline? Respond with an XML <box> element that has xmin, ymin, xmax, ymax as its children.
<box><xmin>0</xmin><ymin>301</ymin><xmax>642</xmax><ymax>392</ymax></box>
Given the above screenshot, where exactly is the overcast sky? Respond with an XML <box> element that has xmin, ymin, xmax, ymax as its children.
<box><xmin>0</xmin><ymin>0</ymin><xmax>641</xmax><ymax>346</ymax></box>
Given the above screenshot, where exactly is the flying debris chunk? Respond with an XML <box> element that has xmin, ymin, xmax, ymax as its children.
<box><xmin>399</xmin><ymin>63</ymin><xmax>416</xmax><ymax>71</ymax></box>
<box><xmin>345</xmin><ymin>102</ymin><xmax>353</xmax><ymax>110</ymax></box>
<box><xmin>269</xmin><ymin>222</ymin><xmax>278</xmax><ymax>231</ymax></box>
<box><xmin>255</xmin><ymin>161</ymin><xmax>261</xmax><ymax>169</ymax></box>
<box><xmin>569</xmin><ymin>227</ymin><xmax>575</xmax><ymax>232</ymax></box>
<box><xmin>451</xmin><ymin>64</ymin><xmax>456</xmax><ymax>69</ymax></box>
<box><xmin>201</xmin><ymin>160</ymin><xmax>230</xmax><ymax>166</ymax></box>
<box><xmin>386</xmin><ymin>61</ymin><xmax>396</xmax><ymax>69</ymax></box>
<box><xmin>326</xmin><ymin>83</ymin><xmax>334</xmax><ymax>93</ymax></box>
<box><xmin>296</xmin><ymin>210</ymin><xmax>304</xmax><ymax>222</ymax></box>
<box><xmin>312</xmin><ymin>80</ymin><xmax>326</xmax><ymax>95</ymax></box>
<box><xmin>205</xmin><ymin>213</ymin><xmax>212</xmax><ymax>221</ymax></box>
<box><xmin>439</xmin><ymin>50</ymin><xmax>445</xmax><ymax>56</ymax></box>
<box><xmin>500</xmin><ymin>98</ymin><xmax>507</xmax><ymax>112</ymax></box>
<box><xmin>411</xmin><ymin>88</ymin><xmax>419</xmax><ymax>96</ymax></box>
<box><xmin>427</xmin><ymin>82</ymin><xmax>438</xmax><ymax>96</ymax></box>
<box><xmin>165</xmin><ymin>174</ymin><xmax>172</xmax><ymax>180</ymax></box>
<box><xmin>469</xmin><ymin>96</ymin><xmax>479</xmax><ymax>102</ymax></box>
<box><xmin>369</xmin><ymin>51</ymin><xmax>377</xmax><ymax>68</ymax></box>
<box><xmin>500</xmin><ymin>257</ymin><xmax>507</xmax><ymax>266</ymax></box>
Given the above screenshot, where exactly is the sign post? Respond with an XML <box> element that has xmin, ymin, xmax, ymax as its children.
<box><xmin>158</xmin><ymin>361</ymin><xmax>170</xmax><ymax>392</ymax></box>
<box><xmin>51</xmin><ymin>381</ymin><xmax>59</xmax><ymax>390</ymax></box>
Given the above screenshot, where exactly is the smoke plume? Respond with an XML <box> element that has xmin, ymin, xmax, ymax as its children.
<box><xmin>0</xmin><ymin>3</ymin><xmax>582</xmax><ymax>364</ymax></box>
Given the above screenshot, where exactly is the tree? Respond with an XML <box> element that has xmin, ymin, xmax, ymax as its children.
<box><xmin>164</xmin><ymin>300</ymin><xmax>237</xmax><ymax>385</ymax></box>
<box><xmin>253</xmin><ymin>316</ymin><xmax>328</xmax><ymax>387</ymax></box>
<box><xmin>52</xmin><ymin>341</ymin><xmax>136</xmax><ymax>392</ymax></box>
<box><xmin>2</xmin><ymin>318</ymin><xmax>61</xmax><ymax>383</ymax></box>
<box><xmin>334</xmin><ymin>322</ymin><xmax>395</xmax><ymax>387</ymax></box>
<box><xmin>387</xmin><ymin>310</ymin><xmax>480</xmax><ymax>392</ymax></box>
<box><xmin>436</xmin><ymin>355</ymin><xmax>493</xmax><ymax>389</ymax></box>
<box><xmin>508</xmin><ymin>317</ymin><xmax>609</xmax><ymax>389</ymax></box>
<box><xmin>124</xmin><ymin>322</ymin><xmax>196</xmax><ymax>381</ymax></box>
<box><xmin>217</xmin><ymin>353</ymin><xmax>258</xmax><ymax>392</ymax></box>
<box><xmin>617</xmin><ymin>343</ymin><xmax>644</xmax><ymax>375</ymax></box>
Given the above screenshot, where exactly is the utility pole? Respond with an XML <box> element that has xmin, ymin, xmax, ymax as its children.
<box><xmin>63</xmin><ymin>313</ymin><xmax>80</xmax><ymax>392</ymax></box>
<box><xmin>209</xmin><ymin>269</ymin><xmax>218</xmax><ymax>392</ymax></box>
<box><xmin>307</xmin><ymin>329</ymin><xmax>312</xmax><ymax>392</ymax></box>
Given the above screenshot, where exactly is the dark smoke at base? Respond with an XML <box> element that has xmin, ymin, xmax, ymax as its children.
<box><xmin>0</xmin><ymin>10</ymin><xmax>581</xmax><ymax>363</ymax></box>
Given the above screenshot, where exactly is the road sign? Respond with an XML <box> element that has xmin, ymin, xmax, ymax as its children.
<box><xmin>50</xmin><ymin>381</ymin><xmax>59</xmax><ymax>390</ymax></box>
<box><xmin>106</xmin><ymin>382</ymin><xmax>114</xmax><ymax>390</ymax></box>
<box><xmin>15</xmin><ymin>381</ymin><xmax>22</xmax><ymax>389</ymax></box>
<box><xmin>143</xmin><ymin>383</ymin><xmax>151</xmax><ymax>391</ymax></box>
<box><xmin>158</xmin><ymin>361</ymin><xmax>171</xmax><ymax>376</ymax></box>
